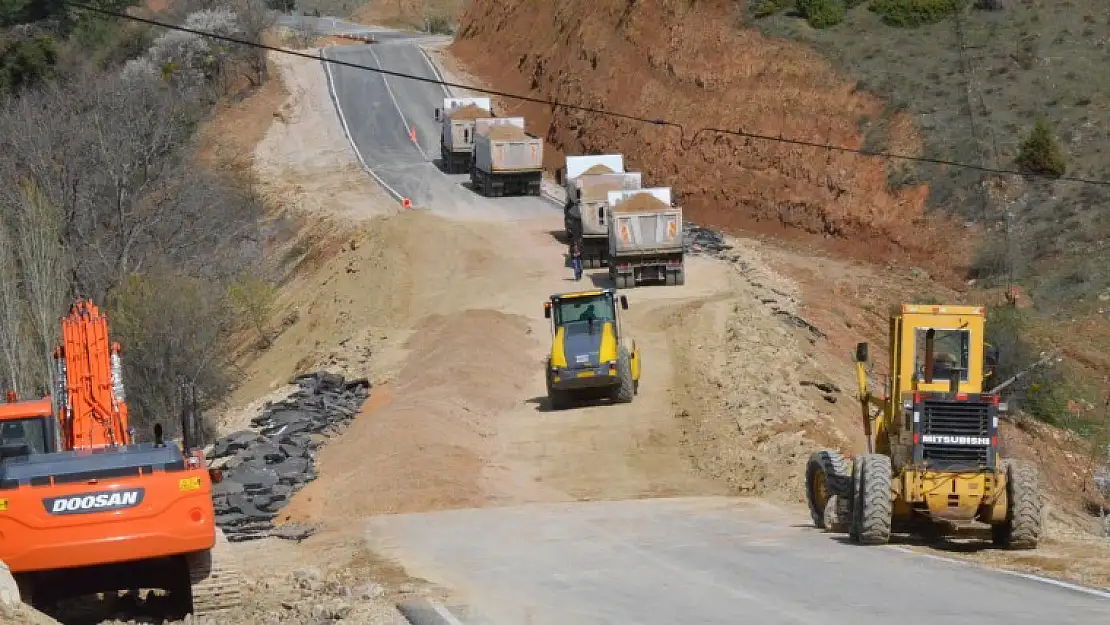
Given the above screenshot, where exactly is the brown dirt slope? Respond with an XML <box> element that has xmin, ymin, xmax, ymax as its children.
<box><xmin>450</xmin><ymin>0</ymin><xmax>965</xmax><ymax>277</ymax></box>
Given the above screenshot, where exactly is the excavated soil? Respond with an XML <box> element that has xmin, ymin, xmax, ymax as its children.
<box><xmin>580</xmin><ymin>180</ymin><xmax>624</xmax><ymax>202</ymax></box>
<box><xmin>614</xmin><ymin>193</ymin><xmax>670</xmax><ymax>213</ymax></box>
<box><xmin>450</xmin><ymin>0</ymin><xmax>968</xmax><ymax>279</ymax></box>
<box><xmin>581</xmin><ymin>164</ymin><xmax>614</xmax><ymax>175</ymax></box>
<box><xmin>485</xmin><ymin>124</ymin><xmax>529</xmax><ymax>140</ymax></box>
<box><xmin>447</xmin><ymin>103</ymin><xmax>489</xmax><ymax>120</ymax></box>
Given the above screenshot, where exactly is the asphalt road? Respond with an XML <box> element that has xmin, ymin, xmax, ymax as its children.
<box><xmin>367</xmin><ymin>497</ymin><xmax>1110</xmax><ymax>625</ymax></box>
<box><xmin>304</xmin><ymin>19</ymin><xmax>556</xmax><ymax>221</ymax></box>
<box><xmin>294</xmin><ymin>15</ymin><xmax>1110</xmax><ymax>625</ymax></box>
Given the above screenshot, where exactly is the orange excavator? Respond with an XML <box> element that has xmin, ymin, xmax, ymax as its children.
<box><xmin>0</xmin><ymin>299</ymin><xmax>241</xmax><ymax>616</ymax></box>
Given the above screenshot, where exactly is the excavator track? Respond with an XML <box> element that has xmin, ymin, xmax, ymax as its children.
<box><xmin>186</xmin><ymin>528</ymin><xmax>242</xmax><ymax>618</ymax></box>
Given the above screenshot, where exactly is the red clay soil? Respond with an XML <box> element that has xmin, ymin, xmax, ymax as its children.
<box><xmin>450</xmin><ymin>0</ymin><xmax>968</xmax><ymax>280</ymax></box>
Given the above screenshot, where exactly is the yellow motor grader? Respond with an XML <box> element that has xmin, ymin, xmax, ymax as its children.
<box><xmin>805</xmin><ymin>304</ymin><xmax>1043</xmax><ymax>548</ymax></box>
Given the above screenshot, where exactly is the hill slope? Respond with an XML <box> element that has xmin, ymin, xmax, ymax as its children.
<box><xmin>450</xmin><ymin>0</ymin><xmax>967</xmax><ymax>278</ymax></box>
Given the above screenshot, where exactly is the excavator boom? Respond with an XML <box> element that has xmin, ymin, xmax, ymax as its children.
<box><xmin>55</xmin><ymin>299</ymin><xmax>131</xmax><ymax>449</ymax></box>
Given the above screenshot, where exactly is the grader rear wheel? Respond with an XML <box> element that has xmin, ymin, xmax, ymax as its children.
<box><xmin>804</xmin><ymin>450</ymin><xmax>851</xmax><ymax>529</ymax></box>
<box><xmin>992</xmin><ymin>459</ymin><xmax>1043</xmax><ymax>550</ymax></box>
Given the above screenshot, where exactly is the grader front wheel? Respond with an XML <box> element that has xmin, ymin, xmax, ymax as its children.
<box><xmin>805</xmin><ymin>450</ymin><xmax>851</xmax><ymax>529</ymax></box>
<box><xmin>992</xmin><ymin>459</ymin><xmax>1043</xmax><ymax>550</ymax></box>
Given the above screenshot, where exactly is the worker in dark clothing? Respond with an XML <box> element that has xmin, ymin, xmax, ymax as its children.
<box><xmin>571</xmin><ymin>240</ymin><xmax>583</xmax><ymax>281</ymax></box>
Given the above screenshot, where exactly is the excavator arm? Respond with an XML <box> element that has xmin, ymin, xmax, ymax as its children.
<box><xmin>54</xmin><ymin>299</ymin><xmax>132</xmax><ymax>450</ymax></box>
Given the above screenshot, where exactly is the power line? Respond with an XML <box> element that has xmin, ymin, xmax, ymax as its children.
<box><xmin>64</xmin><ymin>1</ymin><xmax>1110</xmax><ymax>187</ymax></box>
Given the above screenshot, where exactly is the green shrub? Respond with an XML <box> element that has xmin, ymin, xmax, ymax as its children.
<box><xmin>754</xmin><ymin>0</ymin><xmax>790</xmax><ymax>17</ymax></box>
<box><xmin>424</xmin><ymin>13</ymin><xmax>455</xmax><ymax>35</ymax></box>
<box><xmin>868</xmin><ymin>0</ymin><xmax>966</xmax><ymax>28</ymax></box>
<box><xmin>796</xmin><ymin>0</ymin><xmax>846</xmax><ymax>28</ymax></box>
<box><xmin>1016</xmin><ymin>118</ymin><xmax>1067</xmax><ymax>177</ymax></box>
<box><xmin>0</xmin><ymin>35</ymin><xmax>58</xmax><ymax>94</ymax></box>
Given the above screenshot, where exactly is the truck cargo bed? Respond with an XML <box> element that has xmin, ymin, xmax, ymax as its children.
<box><xmin>606</xmin><ymin>188</ymin><xmax>685</xmax><ymax>288</ymax></box>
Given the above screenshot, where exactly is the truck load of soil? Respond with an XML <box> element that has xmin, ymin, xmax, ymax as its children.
<box><xmin>486</xmin><ymin>125</ymin><xmax>529</xmax><ymax>141</ymax></box>
<box><xmin>581</xmin><ymin>164</ymin><xmax>614</xmax><ymax>175</ymax></box>
<box><xmin>580</xmin><ymin>179</ymin><xmax>625</xmax><ymax>202</ymax></box>
<box><xmin>448</xmin><ymin>104</ymin><xmax>490</xmax><ymax>120</ymax></box>
<box><xmin>613</xmin><ymin>193</ymin><xmax>671</xmax><ymax>213</ymax></box>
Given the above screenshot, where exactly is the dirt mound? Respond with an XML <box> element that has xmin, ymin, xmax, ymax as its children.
<box><xmin>581</xmin><ymin>164</ymin><xmax>613</xmax><ymax>175</ymax></box>
<box><xmin>613</xmin><ymin>193</ymin><xmax>669</xmax><ymax>213</ymax></box>
<box><xmin>450</xmin><ymin>0</ymin><xmax>965</xmax><ymax>277</ymax></box>
<box><xmin>447</xmin><ymin>103</ymin><xmax>489</xmax><ymax>120</ymax></box>
<box><xmin>486</xmin><ymin>125</ymin><xmax>528</xmax><ymax>141</ymax></box>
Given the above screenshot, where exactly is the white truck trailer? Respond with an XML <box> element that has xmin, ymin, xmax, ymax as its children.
<box><xmin>559</xmin><ymin>154</ymin><xmax>624</xmax><ymax>237</ymax></box>
<box><xmin>434</xmin><ymin>97</ymin><xmax>493</xmax><ymax>174</ymax></box>
<box><xmin>606</xmin><ymin>188</ymin><xmax>685</xmax><ymax>288</ymax></box>
<box><xmin>470</xmin><ymin>117</ymin><xmax>544</xmax><ymax>197</ymax></box>
<box><xmin>562</xmin><ymin>159</ymin><xmax>642</xmax><ymax>268</ymax></box>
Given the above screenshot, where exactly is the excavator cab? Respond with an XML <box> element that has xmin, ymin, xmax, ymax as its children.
<box><xmin>0</xmin><ymin>397</ymin><xmax>55</xmax><ymax>459</ymax></box>
<box><xmin>805</xmin><ymin>304</ymin><xmax>1043</xmax><ymax>550</ymax></box>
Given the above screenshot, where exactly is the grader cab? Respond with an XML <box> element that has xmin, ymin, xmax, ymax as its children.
<box><xmin>805</xmin><ymin>304</ymin><xmax>1043</xmax><ymax>548</ymax></box>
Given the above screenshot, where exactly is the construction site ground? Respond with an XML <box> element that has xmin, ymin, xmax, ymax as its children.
<box><xmin>8</xmin><ymin>8</ymin><xmax>1110</xmax><ymax>625</ymax></box>
<box><xmin>226</xmin><ymin>34</ymin><xmax>1110</xmax><ymax>620</ymax></box>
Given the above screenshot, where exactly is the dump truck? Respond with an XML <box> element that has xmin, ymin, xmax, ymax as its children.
<box><xmin>606</xmin><ymin>188</ymin><xmax>685</xmax><ymax>288</ymax></box>
<box><xmin>433</xmin><ymin>97</ymin><xmax>492</xmax><ymax>174</ymax></box>
<box><xmin>558</xmin><ymin>155</ymin><xmax>642</xmax><ymax>268</ymax></box>
<box><xmin>805</xmin><ymin>304</ymin><xmax>1043</xmax><ymax>549</ymax></box>
<box><xmin>0</xmin><ymin>299</ymin><xmax>241</xmax><ymax>616</ymax></box>
<box><xmin>470</xmin><ymin>116</ymin><xmax>544</xmax><ymax>197</ymax></box>
<box><xmin>543</xmin><ymin>289</ymin><xmax>640</xmax><ymax>410</ymax></box>
<box><xmin>558</xmin><ymin>154</ymin><xmax>625</xmax><ymax>239</ymax></box>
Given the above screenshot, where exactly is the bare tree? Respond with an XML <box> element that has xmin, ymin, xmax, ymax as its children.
<box><xmin>15</xmin><ymin>178</ymin><xmax>71</xmax><ymax>394</ymax></box>
<box><xmin>234</xmin><ymin>0</ymin><xmax>277</xmax><ymax>86</ymax></box>
<box><xmin>0</xmin><ymin>218</ymin><xmax>28</xmax><ymax>395</ymax></box>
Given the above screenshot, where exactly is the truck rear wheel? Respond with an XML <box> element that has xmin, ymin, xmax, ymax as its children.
<box><xmin>992</xmin><ymin>459</ymin><xmax>1043</xmax><ymax>550</ymax></box>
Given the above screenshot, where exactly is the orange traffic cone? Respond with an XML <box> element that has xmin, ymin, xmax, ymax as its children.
<box><xmin>409</xmin><ymin>125</ymin><xmax>417</xmax><ymax>142</ymax></box>
<box><xmin>402</xmin><ymin>198</ymin><xmax>412</xmax><ymax>209</ymax></box>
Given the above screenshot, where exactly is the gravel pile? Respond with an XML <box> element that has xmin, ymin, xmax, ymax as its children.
<box><xmin>208</xmin><ymin>372</ymin><xmax>371</xmax><ymax>542</ymax></box>
<box><xmin>684</xmin><ymin>224</ymin><xmax>731</xmax><ymax>255</ymax></box>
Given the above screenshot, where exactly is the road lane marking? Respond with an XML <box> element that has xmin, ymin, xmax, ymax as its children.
<box><xmin>320</xmin><ymin>47</ymin><xmax>406</xmax><ymax>202</ymax></box>
<box><xmin>367</xmin><ymin>44</ymin><xmax>429</xmax><ymax>161</ymax></box>
<box><xmin>892</xmin><ymin>546</ymin><xmax>1110</xmax><ymax>599</ymax></box>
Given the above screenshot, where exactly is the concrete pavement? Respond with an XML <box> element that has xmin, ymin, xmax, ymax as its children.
<box><xmin>366</xmin><ymin>497</ymin><xmax>1110</xmax><ymax>625</ymax></box>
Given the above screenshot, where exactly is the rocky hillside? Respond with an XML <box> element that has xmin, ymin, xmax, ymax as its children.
<box><xmin>450</xmin><ymin>0</ymin><xmax>967</xmax><ymax>279</ymax></box>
